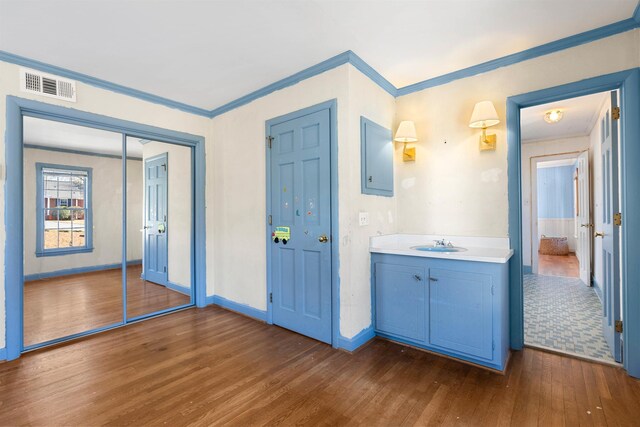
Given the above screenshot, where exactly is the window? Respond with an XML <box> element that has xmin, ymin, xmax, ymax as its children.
<box><xmin>36</xmin><ymin>163</ymin><xmax>93</xmax><ymax>256</ymax></box>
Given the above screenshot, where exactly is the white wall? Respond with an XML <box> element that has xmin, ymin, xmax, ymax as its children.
<box><xmin>394</xmin><ymin>29</ymin><xmax>639</xmax><ymax>240</ymax></box>
<box><xmin>142</xmin><ymin>141</ymin><xmax>192</xmax><ymax>288</ymax></box>
<box><xmin>0</xmin><ymin>60</ymin><xmax>211</xmax><ymax>349</ymax></box>
<box><xmin>210</xmin><ymin>64</ymin><xmax>396</xmax><ymax>339</ymax></box>
<box><xmin>520</xmin><ymin>137</ymin><xmax>589</xmax><ymax>267</ymax></box>
<box><xmin>23</xmin><ymin>148</ymin><xmax>142</xmax><ymax>276</ymax></box>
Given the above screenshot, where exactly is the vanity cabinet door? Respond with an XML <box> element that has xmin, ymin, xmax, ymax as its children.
<box><xmin>374</xmin><ymin>263</ymin><xmax>427</xmax><ymax>343</ymax></box>
<box><xmin>428</xmin><ymin>268</ymin><xmax>493</xmax><ymax>360</ymax></box>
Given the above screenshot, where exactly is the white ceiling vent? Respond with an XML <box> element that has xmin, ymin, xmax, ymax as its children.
<box><xmin>20</xmin><ymin>68</ymin><xmax>76</xmax><ymax>102</ymax></box>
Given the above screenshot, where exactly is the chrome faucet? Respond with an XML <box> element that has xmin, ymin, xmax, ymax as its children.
<box><xmin>434</xmin><ymin>238</ymin><xmax>454</xmax><ymax>248</ymax></box>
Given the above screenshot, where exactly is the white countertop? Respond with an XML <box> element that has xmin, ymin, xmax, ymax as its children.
<box><xmin>370</xmin><ymin>234</ymin><xmax>514</xmax><ymax>264</ymax></box>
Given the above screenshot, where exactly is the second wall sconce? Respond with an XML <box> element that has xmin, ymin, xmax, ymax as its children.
<box><xmin>469</xmin><ymin>101</ymin><xmax>500</xmax><ymax>151</ymax></box>
<box><xmin>394</xmin><ymin>120</ymin><xmax>418</xmax><ymax>162</ymax></box>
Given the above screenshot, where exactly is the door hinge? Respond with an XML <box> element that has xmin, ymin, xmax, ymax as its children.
<box><xmin>614</xmin><ymin>212</ymin><xmax>622</xmax><ymax>226</ymax></box>
<box><xmin>266</xmin><ymin>136</ymin><xmax>274</xmax><ymax>149</ymax></box>
<box><xmin>269</xmin><ymin>292</ymin><xmax>273</xmax><ymax>303</ymax></box>
<box><xmin>268</xmin><ymin>215</ymin><xmax>272</xmax><ymax>225</ymax></box>
<box><xmin>615</xmin><ymin>320</ymin><xmax>623</xmax><ymax>333</ymax></box>
<box><xmin>612</xmin><ymin>107</ymin><xmax>620</xmax><ymax>121</ymax></box>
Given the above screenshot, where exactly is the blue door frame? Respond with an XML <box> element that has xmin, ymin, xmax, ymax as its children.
<box><xmin>507</xmin><ymin>68</ymin><xmax>640</xmax><ymax>377</ymax></box>
<box><xmin>265</xmin><ymin>99</ymin><xmax>340</xmax><ymax>347</ymax></box>
<box><xmin>4</xmin><ymin>96</ymin><xmax>207</xmax><ymax>360</ymax></box>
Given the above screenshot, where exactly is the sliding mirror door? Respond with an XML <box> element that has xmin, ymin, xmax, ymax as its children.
<box><xmin>126</xmin><ymin>137</ymin><xmax>193</xmax><ymax>320</ymax></box>
<box><xmin>23</xmin><ymin>117</ymin><xmax>124</xmax><ymax>348</ymax></box>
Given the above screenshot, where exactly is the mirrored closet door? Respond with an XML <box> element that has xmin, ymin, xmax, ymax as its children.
<box><xmin>22</xmin><ymin>116</ymin><xmax>124</xmax><ymax>348</ymax></box>
<box><xmin>125</xmin><ymin>137</ymin><xmax>193</xmax><ymax>320</ymax></box>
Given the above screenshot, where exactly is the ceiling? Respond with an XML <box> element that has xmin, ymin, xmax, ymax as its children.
<box><xmin>0</xmin><ymin>1</ymin><xmax>636</xmax><ymax>111</ymax></box>
<box><xmin>23</xmin><ymin>116</ymin><xmax>144</xmax><ymax>157</ymax></box>
<box><xmin>520</xmin><ymin>91</ymin><xmax>609</xmax><ymax>143</ymax></box>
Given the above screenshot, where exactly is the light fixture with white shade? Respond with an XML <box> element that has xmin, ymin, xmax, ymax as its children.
<box><xmin>394</xmin><ymin>120</ymin><xmax>418</xmax><ymax>162</ymax></box>
<box><xmin>544</xmin><ymin>109</ymin><xmax>564</xmax><ymax>123</ymax></box>
<box><xmin>469</xmin><ymin>100</ymin><xmax>500</xmax><ymax>151</ymax></box>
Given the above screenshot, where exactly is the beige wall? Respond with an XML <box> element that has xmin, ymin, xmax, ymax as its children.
<box><xmin>210</xmin><ymin>64</ymin><xmax>396</xmax><ymax>338</ymax></box>
<box><xmin>0</xmin><ymin>60</ymin><xmax>211</xmax><ymax>348</ymax></box>
<box><xmin>23</xmin><ymin>148</ymin><xmax>143</xmax><ymax>276</ymax></box>
<box><xmin>394</xmin><ymin>29</ymin><xmax>640</xmax><ymax>238</ymax></box>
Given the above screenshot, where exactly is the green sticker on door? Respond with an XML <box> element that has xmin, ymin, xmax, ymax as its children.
<box><xmin>272</xmin><ymin>226</ymin><xmax>290</xmax><ymax>244</ymax></box>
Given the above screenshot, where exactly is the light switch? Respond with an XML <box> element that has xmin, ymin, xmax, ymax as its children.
<box><xmin>359</xmin><ymin>212</ymin><xmax>369</xmax><ymax>226</ymax></box>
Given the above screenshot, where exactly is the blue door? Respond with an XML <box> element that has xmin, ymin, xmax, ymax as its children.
<box><xmin>144</xmin><ymin>153</ymin><xmax>168</xmax><ymax>285</ymax></box>
<box><xmin>269</xmin><ymin>108</ymin><xmax>332</xmax><ymax>344</ymax></box>
<box><xmin>600</xmin><ymin>91</ymin><xmax>622</xmax><ymax>362</ymax></box>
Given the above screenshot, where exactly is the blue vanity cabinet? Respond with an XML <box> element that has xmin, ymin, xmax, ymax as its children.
<box><xmin>429</xmin><ymin>268</ymin><xmax>494</xmax><ymax>360</ymax></box>
<box><xmin>371</xmin><ymin>253</ymin><xmax>510</xmax><ymax>372</ymax></box>
<box><xmin>374</xmin><ymin>262</ymin><xmax>427</xmax><ymax>343</ymax></box>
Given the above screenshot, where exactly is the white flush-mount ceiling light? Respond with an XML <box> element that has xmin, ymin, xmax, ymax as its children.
<box><xmin>544</xmin><ymin>109</ymin><xmax>564</xmax><ymax>124</ymax></box>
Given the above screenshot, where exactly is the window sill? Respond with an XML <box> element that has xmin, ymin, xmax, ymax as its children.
<box><xmin>35</xmin><ymin>247</ymin><xmax>94</xmax><ymax>257</ymax></box>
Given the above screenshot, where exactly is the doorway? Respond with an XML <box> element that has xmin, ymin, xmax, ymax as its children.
<box><xmin>265</xmin><ymin>100</ymin><xmax>338</xmax><ymax>345</ymax></box>
<box><xmin>4</xmin><ymin>96</ymin><xmax>206</xmax><ymax>359</ymax></box>
<box><xmin>518</xmin><ymin>89</ymin><xmax>622</xmax><ymax>364</ymax></box>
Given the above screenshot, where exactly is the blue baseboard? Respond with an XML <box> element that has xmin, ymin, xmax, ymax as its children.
<box><xmin>0</xmin><ymin>347</ymin><xmax>6</xmax><ymax>361</ymax></box>
<box><xmin>165</xmin><ymin>280</ymin><xmax>191</xmax><ymax>296</ymax></box>
<box><xmin>208</xmin><ymin>295</ymin><xmax>267</xmax><ymax>322</ymax></box>
<box><xmin>337</xmin><ymin>325</ymin><xmax>376</xmax><ymax>352</ymax></box>
<box><xmin>24</xmin><ymin>259</ymin><xmax>142</xmax><ymax>281</ymax></box>
<box><xmin>523</xmin><ymin>265</ymin><xmax>533</xmax><ymax>275</ymax></box>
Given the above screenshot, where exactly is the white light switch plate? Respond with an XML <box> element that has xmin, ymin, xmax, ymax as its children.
<box><xmin>359</xmin><ymin>212</ymin><xmax>369</xmax><ymax>226</ymax></box>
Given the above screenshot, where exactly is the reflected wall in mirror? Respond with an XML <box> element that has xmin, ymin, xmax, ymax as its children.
<box><xmin>126</xmin><ymin>137</ymin><xmax>192</xmax><ymax>319</ymax></box>
<box><xmin>22</xmin><ymin>116</ymin><xmax>124</xmax><ymax>347</ymax></box>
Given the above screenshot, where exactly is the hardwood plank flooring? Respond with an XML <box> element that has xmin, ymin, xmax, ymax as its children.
<box><xmin>539</xmin><ymin>253</ymin><xmax>580</xmax><ymax>278</ymax></box>
<box><xmin>24</xmin><ymin>264</ymin><xmax>190</xmax><ymax>346</ymax></box>
<box><xmin>2</xmin><ymin>306</ymin><xmax>639</xmax><ymax>426</ymax></box>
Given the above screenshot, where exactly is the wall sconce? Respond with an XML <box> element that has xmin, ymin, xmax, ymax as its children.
<box><xmin>394</xmin><ymin>120</ymin><xmax>418</xmax><ymax>162</ymax></box>
<box><xmin>469</xmin><ymin>101</ymin><xmax>500</xmax><ymax>151</ymax></box>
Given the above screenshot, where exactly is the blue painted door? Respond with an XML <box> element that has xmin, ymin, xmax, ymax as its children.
<box><xmin>269</xmin><ymin>109</ymin><xmax>332</xmax><ymax>344</ymax></box>
<box><xmin>429</xmin><ymin>268</ymin><xmax>494</xmax><ymax>360</ymax></box>
<box><xmin>600</xmin><ymin>91</ymin><xmax>622</xmax><ymax>362</ymax></box>
<box><xmin>144</xmin><ymin>153</ymin><xmax>168</xmax><ymax>285</ymax></box>
<box><xmin>375</xmin><ymin>263</ymin><xmax>426</xmax><ymax>342</ymax></box>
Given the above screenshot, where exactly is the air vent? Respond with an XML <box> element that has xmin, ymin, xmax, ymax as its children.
<box><xmin>20</xmin><ymin>68</ymin><xmax>76</xmax><ymax>102</ymax></box>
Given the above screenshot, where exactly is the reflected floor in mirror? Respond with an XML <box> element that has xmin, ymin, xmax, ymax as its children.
<box><xmin>23</xmin><ymin>264</ymin><xmax>190</xmax><ymax>347</ymax></box>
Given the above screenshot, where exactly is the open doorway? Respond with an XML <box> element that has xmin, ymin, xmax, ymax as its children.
<box><xmin>520</xmin><ymin>90</ymin><xmax>621</xmax><ymax>364</ymax></box>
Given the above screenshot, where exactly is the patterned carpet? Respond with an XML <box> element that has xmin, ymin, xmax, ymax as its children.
<box><xmin>524</xmin><ymin>274</ymin><xmax>614</xmax><ymax>363</ymax></box>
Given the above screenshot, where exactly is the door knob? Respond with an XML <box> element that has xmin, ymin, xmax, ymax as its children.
<box><xmin>594</xmin><ymin>231</ymin><xmax>605</xmax><ymax>238</ymax></box>
<box><xmin>318</xmin><ymin>234</ymin><xmax>329</xmax><ymax>243</ymax></box>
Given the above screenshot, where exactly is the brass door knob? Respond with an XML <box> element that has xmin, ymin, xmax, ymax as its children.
<box><xmin>318</xmin><ymin>234</ymin><xmax>329</xmax><ymax>243</ymax></box>
<box><xmin>594</xmin><ymin>232</ymin><xmax>605</xmax><ymax>238</ymax></box>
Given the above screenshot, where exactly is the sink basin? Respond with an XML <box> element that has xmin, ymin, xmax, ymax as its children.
<box><xmin>411</xmin><ymin>245</ymin><xmax>468</xmax><ymax>253</ymax></box>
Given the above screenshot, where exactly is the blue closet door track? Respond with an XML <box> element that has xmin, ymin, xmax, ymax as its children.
<box><xmin>270</xmin><ymin>109</ymin><xmax>332</xmax><ymax>344</ymax></box>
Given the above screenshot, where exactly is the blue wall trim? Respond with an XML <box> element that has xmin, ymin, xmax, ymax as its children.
<box><xmin>2</xmin><ymin>11</ymin><xmax>639</xmax><ymax>119</ymax></box>
<box><xmin>24</xmin><ymin>144</ymin><xmax>142</xmax><ymax>161</ymax></box>
<box><xmin>396</xmin><ymin>19</ymin><xmax>638</xmax><ymax>96</ymax></box>
<box><xmin>208</xmin><ymin>295</ymin><xmax>267</xmax><ymax>322</ymax></box>
<box><xmin>507</xmin><ymin>68</ymin><xmax>640</xmax><ymax>378</ymax></box>
<box><xmin>24</xmin><ymin>259</ymin><xmax>142</xmax><ymax>282</ymax></box>
<box><xmin>166</xmin><ymin>281</ymin><xmax>191</xmax><ymax>296</ymax></box>
<box><xmin>0</xmin><ymin>347</ymin><xmax>6</xmax><ymax>361</ymax></box>
<box><xmin>337</xmin><ymin>326</ymin><xmax>375</xmax><ymax>352</ymax></box>
<box><xmin>0</xmin><ymin>51</ymin><xmax>211</xmax><ymax>117</ymax></box>
<box><xmin>210</xmin><ymin>52</ymin><xmax>355</xmax><ymax>117</ymax></box>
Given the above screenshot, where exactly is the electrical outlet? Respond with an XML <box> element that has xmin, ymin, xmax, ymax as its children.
<box><xmin>359</xmin><ymin>212</ymin><xmax>369</xmax><ymax>226</ymax></box>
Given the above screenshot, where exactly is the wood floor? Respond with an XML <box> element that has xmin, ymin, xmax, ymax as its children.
<box><xmin>2</xmin><ymin>306</ymin><xmax>639</xmax><ymax>426</ymax></box>
<box><xmin>539</xmin><ymin>253</ymin><xmax>580</xmax><ymax>278</ymax></box>
<box><xmin>24</xmin><ymin>264</ymin><xmax>190</xmax><ymax>346</ymax></box>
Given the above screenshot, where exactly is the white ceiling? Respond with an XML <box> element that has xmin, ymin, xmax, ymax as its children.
<box><xmin>520</xmin><ymin>91</ymin><xmax>608</xmax><ymax>143</ymax></box>
<box><xmin>23</xmin><ymin>116</ymin><xmax>144</xmax><ymax>157</ymax></box>
<box><xmin>0</xmin><ymin>1</ymin><xmax>636</xmax><ymax>111</ymax></box>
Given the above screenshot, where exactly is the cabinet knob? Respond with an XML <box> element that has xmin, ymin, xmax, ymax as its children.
<box><xmin>414</xmin><ymin>275</ymin><xmax>422</xmax><ymax>281</ymax></box>
<box><xmin>429</xmin><ymin>277</ymin><xmax>438</xmax><ymax>282</ymax></box>
<box><xmin>368</xmin><ymin>176</ymin><xmax>373</xmax><ymax>183</ymax></box>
